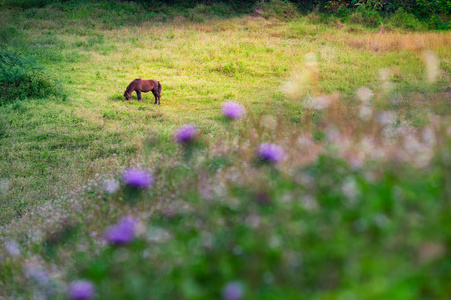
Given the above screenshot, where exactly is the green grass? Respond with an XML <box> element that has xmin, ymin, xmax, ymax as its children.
<box><xmin>0</xmin><ymin>1</ymin><xmax>450</xmax><ymax>299</ymax></box>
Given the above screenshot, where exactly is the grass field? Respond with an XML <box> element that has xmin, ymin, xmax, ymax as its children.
<box><xmin>0</xmin><ymin>1</ymin><xmax>450</xmax><ymax>299</ymax></box>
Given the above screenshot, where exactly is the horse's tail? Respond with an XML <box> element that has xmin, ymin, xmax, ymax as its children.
<box><xmin>158</xmin><ymin>81</ymin><xmax>162</xmax><ymax>95</ymax></box>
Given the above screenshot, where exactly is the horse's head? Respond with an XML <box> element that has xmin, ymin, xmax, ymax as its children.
<box><xmin>124</xmin><ymin>91</ymin><xmax>131</xmax><ymax>100</ymax></box>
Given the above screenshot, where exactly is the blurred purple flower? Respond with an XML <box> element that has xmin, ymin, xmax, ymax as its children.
<box><xmin>68</xmin><ymin>280</ymin><xmax>95</xmax><ymax>300</ymax></box>
<box><xmin>105</xmin><ymin>216</ymin><xmax>137</xmax><ymax>245</ymax></box>
<box><xmin>121</xmin><ymin>168</ymin><xmax>153</xmax><ymax>189</ymax></box>
<box><xmin>222</xmin><ymin>101</ymin><xmax>245</xmax><ymax>119</ymax></box>
<box><xmin>5</xmin><ymin>240</ymin><xmax>20</xmax><ymax>257</ymax></box>
<box><xmin>23</xmin><ymin>264</ymin><xmax>49</xmax><ymax>287</ymax></box>
<box><xmin>258</xmin><ymin>143</ymin><xmax>284</xmax><ymax>163</ymax></box>
<box><xmin>222</xmin><ymin>281</ymin><xmax>244</xmax><ymax>300</ymax></box>
<box><xmin>175</xmin><ymin>124</ymin><xmax>198</xmax><ymax>143</ymax></box>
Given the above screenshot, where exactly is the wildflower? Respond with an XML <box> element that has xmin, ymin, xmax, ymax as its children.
<box><xmin>222</xmin><ymin>101</ymin><xmax>245</xmax><ymax>119</ymax></box>
<box><xmin>356</xmin><ymin>87</ymin><xmax>374</xmax><ymax>103</ymax></box>
<box><xmin>379</xmin><ymin>68</ymin><xmax>394</xmax><ymax>94</ymax></box>
<box><xmin>222</xmin><ymin>281</ymin><xmax>244</xmax><ymax>300</ymax></box>
<box><xmin>146</xmin><ymin>226</ymin><xmax>171</xmax><ymax>243</ymax></box>
<box><xmin>105</xmin><ymin>216</ymin><xmax>137</xmax><ymax>245</ymax></box>
<box><xmin>359</xmin><ymin>104</ymin><xmax>373</xmax><ymax>121</ymax></box>
<box><xmin>422</xmin><ymin>127</ymin><xmax>436</xmax><ymax>147</ymax></box>
<box><xmin>311</xmin><ymin>95</ymin><xmax>330</xmax><ymax>110</ymax></box>
<box><xmin>4</xmin><ymin>240</ymin><xmax>20</xmax><ymax>257</ymax></box>
<box><xmin>260</xmin><ymin>115</ymin><xmax>276</xmax><ymax>129</ymax></box>
<box><xmin>377</xmin><ymin>111</ymin><xmax>396</xmax><ymax>126</ymax></box>
<box><xmin>68</xmin><ymin>280</ymin><xmax>95</xmax><ymax>300</ymax></box>
<box><xmin>121</xmin><ymin>168</ymin><xmax>153</xmax><ymax>189</ymax></box>
<box><xmin>175</xmin><ymin>124</ymin><xmax>198</xmax><ymax>143</ymax></box>
<box><xmin>423</xmin><ymin>51</ymin><xmax>440</xmax><ymax>83</ymax></box>
<box><xmin>304</xmin><ymin>52</ymin><xmax>317</xmax><ymax>67</ymax></box>
<box><xmin>258</xmin><ymin>143</ymin><xmax>284</xmax><ymax>163</ymax></box>
<box><xmin>23</xmin><ymin>264</ymin><xmax>49</xmax><ymax>287</ymax></box>
<box><xmin>103</xmin><ymin>178</ymin><xmax>120</xmax><ymax>194</ymax></box>
<box><xmin>342</xmin><ymin>177</ymin><xmax>358</xmax><ymax>200</ymax></box>
<box><xmin>303</xmin><ymin>95</ymin><xmax>330</xmax><ymax>110</ymax></box>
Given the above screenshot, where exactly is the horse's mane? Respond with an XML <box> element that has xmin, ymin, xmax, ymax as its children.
<box><xmin>125</xmin><ymin>78</ymin><xmax>141</xmax><ymax>94</ymax></box>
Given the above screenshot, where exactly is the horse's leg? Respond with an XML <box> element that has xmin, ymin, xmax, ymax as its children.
<box><xmin>136</xmin><ymin>90</ymin><xmax>142</xmax><ymax>101</ymax></box>
<box><xmin>157</xmin><ymin>82</ymin><xmax>161</xmax><ymax>105</ymax></box>
<box><xmin>151</xmin><ymin>90</ymin><xmax>158</xmax><ymax>105</ymax></box>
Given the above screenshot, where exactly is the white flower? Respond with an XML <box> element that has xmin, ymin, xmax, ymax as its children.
<box><xmin>377</xmin><ymin>111</ymin><xmax>396</xmax><ymax>126</ymax></box>
<box><xmin>356</xmin><ymin>87</ymin><xmax>374</xmax><ymax>103</ymax></box>
<box><xmin>423</xmin><ymin>51</ymin><xmax>440</xmax><ymax>83</ymax></box>
<box><xmin>359</xmin><ymin>104</ymin><xmax>373</xmax><ymax>121</ymax></box>
<box><xmin>305</xmin><ymin>95</ymin><xmax>330</xmax><ymax>110</ymax></box>
<box><xmin>5</xmin><ymin>240</ymin><xmax>20</xmax><ymax>257</ymax></box>
<box><xmin>103</xmin><ymin>179</ymin><xmax>120</xmax><ymax>194</ymax></box>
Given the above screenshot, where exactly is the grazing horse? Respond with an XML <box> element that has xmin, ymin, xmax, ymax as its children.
<box><xmin>124</xmin><ymin>78</ymin><xmax>161</xmax><ymax>105</ymax></box>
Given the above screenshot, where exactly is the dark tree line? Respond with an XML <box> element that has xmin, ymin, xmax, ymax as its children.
<box><xmin>142</xmin><ymin>0</ymin><xmax>450</xmax><ymax>28</ymax></box>
<box><xmin>136</xmin><ymin>0</ymin><xmax>450</xmax><ymax>15</ymax></box>
<box><xmin>1</xmin><ymin>0</ymin><xmax>449</xmax><ymax>28</ymax></box>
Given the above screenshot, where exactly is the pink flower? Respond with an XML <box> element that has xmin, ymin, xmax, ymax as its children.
<box><xmin>121</xmin><ymin>168</ymin><xmax>153</xmax><ymax>189</ymax></box>
<box><xmin>222</xmin><ymin>281</ymin><xmax>244</xmax><ymax>300</ymax></box>
<box><xmin>222</xmin><ymin>101</ymin><xmax>245</xmax><ymax>119</ymax></box>
<box><xmin>105</xmin><ymin>216</ymin><xmax>137</xmax><ymax>245</ymax></box>
<box><xmin>258</xmin><ymin>143</ymin><xmax>284</xmax><ymax>163</ymax></box>
<box><xmin>175</xmin><ymin>124</ymin><xmax>198</xmax><ymax>143</ymax></box>
<box><xmin>68</xmin><ymin>280</ymin><xmax>95</xmax><ymax>300</ymax></box>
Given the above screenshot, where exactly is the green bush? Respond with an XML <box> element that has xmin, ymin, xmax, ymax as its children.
<box><xmin>415</xmin><ymin>0</ymin><xmax>451</xmax><ymax>29</ymax></box>
<box><xmin>0</xmin><ymin>49</ymin><xmax>65</xmax><ymax>105</ymax></box>
<box><xmin>385</xmin><ymin>8</ymin><xmax>426</xmax><ymax>31</ymax></box>
<box><xmin>0</xmin><ymin>25</ymin><xmax>27</xmax><ymax>48</ymax></box>
<box><xmin>259</xmin><ymin>0</ymin><xmax>299</xmax><ymax>20</ymax></box>
<box><xmin>347</xmin><ymin>3</ymin><xmax>382</xmax><ymax>27</ymax></box>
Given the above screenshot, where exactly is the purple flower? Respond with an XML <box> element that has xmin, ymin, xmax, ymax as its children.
<box><xmin>105</xmin><ymin>216</ymin><xmax>137</xmax><ymax>245</ymax></box>
<box><xmin>222</xmin><ymin>101</ymin><xmax>245</xmax><ymax>119</ymax></box>
<box><xmin>258</xmin><ymin>143</ymin><xmax>284</xmax><ymax>163</ymax></box>
<box><xmin>68</xmin><ymin>280</ymin><xmax>95</xmax><ymax>300</ymax></box>
<box><xmin>222</xmin><ymin>281</ymin><xmax>244</xmax><ymax>300</ymax></box>
<box><xmin>175</xmin><ymin>124</ymin><xmax>198</xmax><ymax>143</ymax></box>
<box><xmin>122</xmin><ymin>168</ymin><xmax>153</xmax><ymax>189</ymax></box>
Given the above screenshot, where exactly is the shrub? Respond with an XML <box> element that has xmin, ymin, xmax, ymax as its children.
<box><xmin>0</xmin><ymin>25</ymin><xmax>27</xmax><ymax>48</ymax></box>
<box><xmin>385</xmin><ymin>8</ymin><xmax>425</xmax><ymax>31</ymax></box>
<box><xmin>0</xmin><ymin>49</ymin><xmax>64</xmax><ymax>105</ymax></box>
<box><xmin>415</xmin><ymin>0</ymin><xmax>451</xmax><ymax>29</ymax></box>
<box><xmin>259</xmin><ymin>0</ymin><xmax>299</xmax><ymax>20</ymax></box>
<box><xmin>347</xmin><ymin>3</ymin><xmax>382</xmax><ymax>27</ymax></box>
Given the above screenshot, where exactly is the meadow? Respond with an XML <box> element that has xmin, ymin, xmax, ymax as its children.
<box><xmin>0</xmin><ymin>0</ymin><xmax>450</xmax><ymax>299</ymax></box>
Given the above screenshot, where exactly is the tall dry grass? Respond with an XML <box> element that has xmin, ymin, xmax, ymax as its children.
<box><xmin>339</xmin><ymin>31</ymin><xmax>451</xmax><ymax>52</ymax></box>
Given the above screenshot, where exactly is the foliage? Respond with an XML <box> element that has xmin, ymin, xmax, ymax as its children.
<box><xmin>2</xmin><ymin>94</ymin><xmax>450</xmax><ymax>298</ymax></box>
<box><xmin>0</xmin><ymin>0</ymin><xmax>448</xmax><ymax>29</ymax></box>
<box><xmin>258</xmin><ymin>0</ymin><xmax>299</xmax><ymax>20</ymax></box>
<box><xmin>326</xmin><ymin>0</ymin><xmax>450</xmax><ymax>29</ymax></box>
<box><xmin>346</xmin><ymin>3</ymin><xmax>382</xmax><ymax>27</ymax></box>
<box><xmin>385</xmin><ymin>8</ymin><xmax>426</xmax><ymax>31</ymax></box>
<box><xmin>0</xmin><ymin>49</ymin><xmax>65</xmax><ymax>105</ymax></box>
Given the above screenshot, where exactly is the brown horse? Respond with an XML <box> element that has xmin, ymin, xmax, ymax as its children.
<box><xmin>124</xmin><ymin>78</ymin><xmax>161</xmax><ymax>105</ymax></box>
